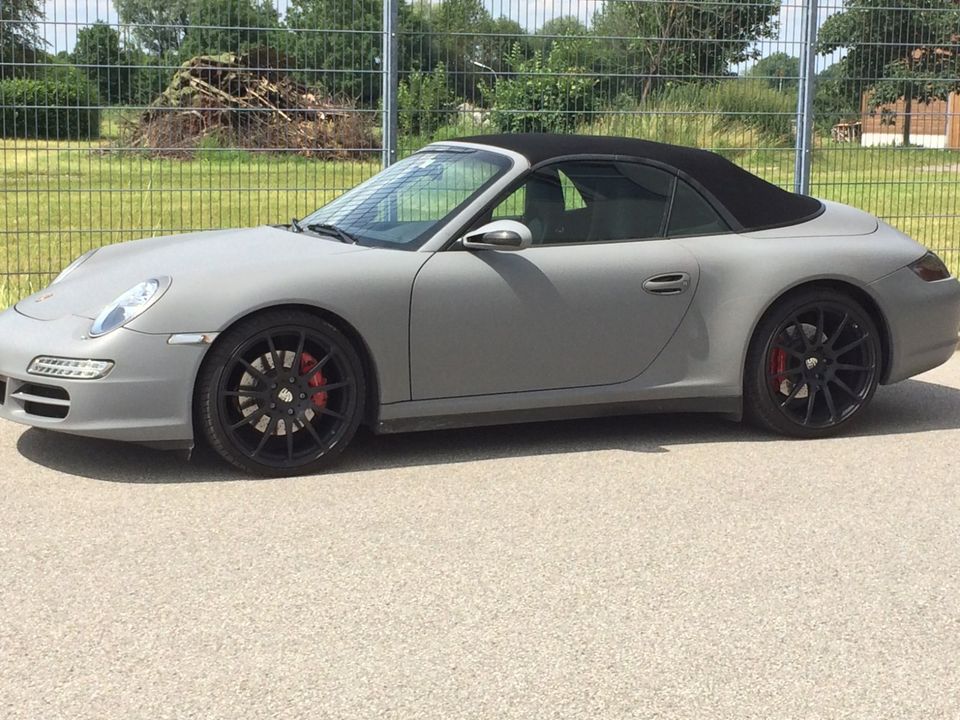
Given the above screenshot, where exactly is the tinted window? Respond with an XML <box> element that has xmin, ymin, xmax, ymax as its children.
<box><xmin>667</xmin><ymin>180</ymin><xmax>730</xmax><ymax>237</ymax></box>
<box><xmin>558</xmin><ymin>170</ymin><xmax>587</xmax><ymax>210</ymax></box>
<box><xmin>488</xmin><ymin>160</ymin><xmax>674</xmax><ymax>245</ymax></box>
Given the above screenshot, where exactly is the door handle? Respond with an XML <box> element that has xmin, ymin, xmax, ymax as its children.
<box><xmin>642</xmin><ymin>272</ymin><xmax>691</xmax><ymax>295</ymax></box>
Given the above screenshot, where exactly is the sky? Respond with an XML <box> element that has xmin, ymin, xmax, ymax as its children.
<box><xmin>40</xmin><ymin>0</ymin><xmax>841</xmax><ymax>72</ymax></box>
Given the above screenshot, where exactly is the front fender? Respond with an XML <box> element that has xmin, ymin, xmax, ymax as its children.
<box><xmin>126</xmin><ymin>248</ymin><xmax>432</xmax><ymax>405</ymax></box>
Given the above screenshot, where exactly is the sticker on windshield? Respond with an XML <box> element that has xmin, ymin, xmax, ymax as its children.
<box><xmin>412</xmin><ymin>155</ymin><xmax>437</xmax><ymax>169</ymax></box>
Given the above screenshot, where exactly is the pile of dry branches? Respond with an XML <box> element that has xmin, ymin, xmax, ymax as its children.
<box><xmin>124</xmin><ymin>51</ymin><xmax>377</xmax><ymax>158</ymax></box>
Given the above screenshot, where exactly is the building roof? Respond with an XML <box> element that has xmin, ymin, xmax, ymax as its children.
<box><xmin>453</xmin><ymin>133</ymin><xmax>823</xmax><ymax>232</ymax></box>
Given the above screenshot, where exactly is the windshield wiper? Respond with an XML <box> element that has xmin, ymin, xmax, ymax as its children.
<box><xmin>290</xmin><ymin>217</ymin><xmax>304</xmax><ymax>233</ymax></box>
<box><xmin>306</xmin><ymin>222</ymin><xmax>359</xmax><ymax>245</ymax></box>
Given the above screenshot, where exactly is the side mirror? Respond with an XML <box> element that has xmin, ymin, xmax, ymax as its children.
<box><xmin>461</xmin><ymin>219</ymin><xmax>533</xmax><ymax>251</ymax></box>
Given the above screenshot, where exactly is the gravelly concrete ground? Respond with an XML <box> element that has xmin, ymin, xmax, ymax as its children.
<box><xmin>2</xmin><ymin>355</ymin><xmax>959</xmax><ymax>719</ymax></box>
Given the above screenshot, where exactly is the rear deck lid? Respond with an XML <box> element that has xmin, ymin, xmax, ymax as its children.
<box><xmin>740</xmin><ymin>200</ymin><xmax>877</xmax><ymax>238</ymax></box>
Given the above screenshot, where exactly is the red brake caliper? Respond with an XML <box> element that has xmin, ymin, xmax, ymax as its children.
<box><xmin>299</xmin><ymin>352</ymin><xmax>328</xmax><ymax>408</ymax></box>
<box><xmin>769</xmin><ymin>347</ymin><xmax>787</xmax><ymax>392</ymax></box>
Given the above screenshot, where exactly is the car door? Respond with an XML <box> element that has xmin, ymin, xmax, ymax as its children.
<box><xmin>408</xmin><ymin>159</ymin><xmax>702</xmax><ymax>400</ymax></box>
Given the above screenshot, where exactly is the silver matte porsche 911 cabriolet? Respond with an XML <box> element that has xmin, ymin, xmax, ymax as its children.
<box><xmin>1</xmin><ymin>134</ymin><xmax>959</xmax><ymax>476</ymax></box>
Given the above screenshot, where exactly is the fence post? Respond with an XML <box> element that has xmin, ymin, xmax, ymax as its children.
<box><xmin>794</xmin><ymin>0</ymin><xmax>819</xmax><ymax>194</ymax></box>
<box><xmin>381</xmin><ymin>0</ymin><xmax>399</xmax><ymax>167</ymax></box>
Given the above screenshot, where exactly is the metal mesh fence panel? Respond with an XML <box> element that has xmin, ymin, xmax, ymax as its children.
<box><xmin>813</xmin><ymin>0</ymin><xmax>960</xmax><ymax>276</ymax></box>
<box><xmin>1</xmin><ymin>0</ymin><xmax>958</xmax><ymax>304</ymax></box>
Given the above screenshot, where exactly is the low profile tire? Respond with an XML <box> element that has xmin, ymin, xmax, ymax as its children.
<box><xmin>744</xmin><ymin>288</ymin><xmax>881</xmax><ymax>438</ymax></box>
<box><xmin>197</xmin><ymin>309</ymin><xmax>366</xmax><ymax>476</ymax></box>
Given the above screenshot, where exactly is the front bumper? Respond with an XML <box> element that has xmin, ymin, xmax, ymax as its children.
<box><xmin>869</xmin><ymin>268</ymin><xmax>960</xmax><ymax>384</ymax></box>
<box><xmin>0</xmin><ymin>308</ymin><xmax>207</xmax><ymax>447</ymax></box>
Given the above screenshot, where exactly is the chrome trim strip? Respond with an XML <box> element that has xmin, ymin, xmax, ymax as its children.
<box><xmin>167</xmin><ymin>333</ymin><xmax>219</xmax><ymax>346</ymax></box>
<box><xmin>10</xmin><ymin>391</ymin><xmax>71</xmax><ymax>407</ymax></box>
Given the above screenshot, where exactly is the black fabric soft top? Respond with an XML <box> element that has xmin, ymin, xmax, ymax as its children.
<box><xmin>452</xmin><ymin>133</ymin><xmax>823</xmax><ymax>232</ymax></box>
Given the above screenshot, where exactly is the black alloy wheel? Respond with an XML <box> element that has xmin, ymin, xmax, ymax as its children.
<box><xmin>197</xmin><ymin>310</ymin><xmax>365</xmax><ymax>476</ymax></box>
<box><xmin>745</xmin><ymin>289</ymin><xmax>881</xmax><ymax>437</ymax></box>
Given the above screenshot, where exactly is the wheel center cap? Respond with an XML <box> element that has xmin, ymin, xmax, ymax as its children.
<box><xmin>805</xmin><ymin>357</ymin><xmax>819</xmax><ymax>370</ymax></box>
<box><xmin>277</xmin><ymin>387</ymin><xmax>294</xmax><ymax>403</ymax></box>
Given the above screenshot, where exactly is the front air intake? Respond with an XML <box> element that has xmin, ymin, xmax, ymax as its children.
<box><xmin>11</xmin><ymin>382</ymin><xmax>71</xmax><ymax>419</ymax></box>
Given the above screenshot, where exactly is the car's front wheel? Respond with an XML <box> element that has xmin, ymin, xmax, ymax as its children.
<box><xmin>744</xmin><ymin>288</ymin><xmax>881</xmax><ymax>438</ymax></box>
<box><xmin>197</xmin><ymin>309</ymin><xmax>366</xmax><ymax>476</ymax></box>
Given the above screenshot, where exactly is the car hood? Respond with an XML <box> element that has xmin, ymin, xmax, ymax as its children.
<box><xmin>17</xmin><ymin>226</ymin><xmax>373</xmax><ymax>321</ymax></box>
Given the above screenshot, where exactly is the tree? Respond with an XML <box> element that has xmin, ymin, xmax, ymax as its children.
<box><xmin>748</xmin><ymin>52</ymin><xmax>800</xmax><ymax>92</ymax></box>
<box><xmin>286</xmin><ymin>0</ymin><xmax>432</xmax><ymax>103</ymax></box>
<box><xmin>813</xmin><ymin>61</ymin><xmax>861</xmax><ymax>134</ymax></box>
<box><xmin>430</xmin><ymin>0</ymin><xmax>494</xmax><ymax>99</ymax></box>
<box><xmin>538</xmin><ymin>16</ymin><xmax>588</xmax><ymax>38</ymax></box>
<box><xmin>0</xmin><ymin>0</ymin><xmax>44</xmax><ymax>78</ymax></box>
<box><xmin>482</xmin><ymin>17</ymin><xmax>530</xmax><ymax>73</ymax></box>
<box><xmin>532</xmin><ymin>16</ymin><xmax>588</xmax><ymax>55</ymax></box>
<box><xmin>818</xmin><ymin>0</ymin><xmax>960</xmax><ymax>145</ymax></box>
<box><xmin>73</xmin><ymin>22</ymin><xmax>135</xmax><ymax>104</ymax></box>
<box><xmin>591</xmin><ymin>0</ymin><xmax>781</xmax><ymax>101</ymax></box>
<box><xmin>113</xmin><ymin>0</ymin><xmax>191</xmax><ymax>55</ymax></box>
<box><xmin>125</xmin><ymin>49</ymin><xmax>170</xmax><ymax>104</ymax></box>
<box><xmin>180</xmin><ymin>0</ymin><xmax>280</xmax><ymax>57</ymax></box>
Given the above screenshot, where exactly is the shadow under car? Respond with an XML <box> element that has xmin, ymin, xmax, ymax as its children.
<box><xmin>14</xmin><ymin>377</ymin><xmax>960</xmax><ymax>484</ymax></box>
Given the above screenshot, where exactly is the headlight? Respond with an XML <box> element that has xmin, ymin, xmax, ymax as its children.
<box><xmin>52</xmin><ymin>248</ymin><xmax>98</xmax><ymax>285</ymax></box>
<box><xmin>90</xmin><ymin>277</ymin><xmax>171</xmax><ymax>337</ymax></box>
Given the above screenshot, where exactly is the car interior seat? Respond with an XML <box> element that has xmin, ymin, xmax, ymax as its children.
<box><xmin>523</xmin><ymin>172</ymin><xmax>566</xmax><ymax>244</ymax></box>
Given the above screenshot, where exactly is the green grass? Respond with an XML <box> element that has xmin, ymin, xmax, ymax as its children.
<box><xmin>1</xmin><ymin>135</ymin><xmax>959</xmax><ymax>306</ymax></box>
<box><xmin>0</xmin><ymin>278</ymin><xmax>31</xmax><ymax>308</ymax></box>
<box><xmin>0</xmin><ymin>138</ymin><xmax>380</xmax><ymax>302</ymax></box>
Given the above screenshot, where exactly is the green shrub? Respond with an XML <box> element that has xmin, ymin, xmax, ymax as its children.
<box><xmin>400</xmin><ymin>114</ymin><xmax>493</xmax><ymax>155</ymax></box>
<box><xmin>661</xmin><ymin>80</ymin><xmax>795</xmax><ymax>141</ymax></box>
<box><xmin>0</xmin><ymin>75</ymin><xmax>101</xmax><ymax>139</ymax></box>
<box><xmin>482</xmin><ymin>43</ymin><xmax>597</xmax><ymax>134</ymax></box>
<box><xmin>39</xmin><ymin>62</ymin><xmax>89</xmax><ymax>85</ymax></box>
<box><xmin>398</xmin><ymin>63</ymin><xmax>460</xmax><ymax>138</ymax></box>
<box><xmin>585</xmin><ymin>79</ymin><xmax>794</xmax><ymax>150</ymax></box>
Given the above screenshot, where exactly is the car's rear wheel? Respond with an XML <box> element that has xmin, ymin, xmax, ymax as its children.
<box><xmin>197</xmin><ymin>309</ymin><xmax>365</xmax><ymax>476</ymax></box>
<box><xmin>744</xmin><ymin>288</ymin><xmax>881</xmax><ymax>438</ymax></box>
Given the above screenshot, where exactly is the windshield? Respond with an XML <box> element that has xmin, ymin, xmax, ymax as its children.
<box><xmin>301</xmin><ymin>147</ymin><xmax>512</xmax><ymax>249</ymax></box>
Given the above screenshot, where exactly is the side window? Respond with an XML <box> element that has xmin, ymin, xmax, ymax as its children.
<box><xmin>492</xmin><ymin>185</ymin><xmax>525</xmax><ymax>219</ymax></box>
<box><xmin>668</xmin><ymin>180</ymin><xmax>731</xmax><ymax>237</ymax></box>
<box><xmin>558</xmin><ymin>162</ymin><xmax>673</xmax><ymax>242</ymax></box>
<box><xmin>558</xmin><ymin>170</ymin><xmax>586</xmax><ymax>210</ymax></box>
<box><xmin>485</xmin><ymin>160</ymin><xmax>674</xmax><ymax>245</ymax></box>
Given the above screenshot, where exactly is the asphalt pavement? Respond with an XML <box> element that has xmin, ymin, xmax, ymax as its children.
<box><xmin>2</xmin><ymin>354</ymin><xmax>960</xmax><ymax>719</ymax></box>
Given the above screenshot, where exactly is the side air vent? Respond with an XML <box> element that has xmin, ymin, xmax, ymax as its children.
<box><xmin>11</xmin><ymin>382</ymin><xmax>71</xmax><ymax>419</ymax></box>
<box><xmin>0</xmin><ymin>377</ymin><xmax>7</xmax><ymax>406</ymax></box>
